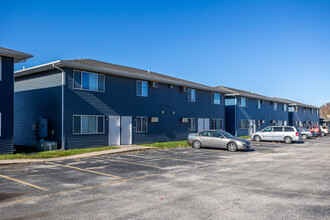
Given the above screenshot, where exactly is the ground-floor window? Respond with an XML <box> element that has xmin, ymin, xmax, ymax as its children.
<box><xmin>188</xmin><ymin>118</ymin><xmax>196</xmax><ymax>131</ymax></box>
<box><xmin>136</xmin><ymin>117</ymin><xmax>148</xmax><ymax>133</ymax></box>
<box><xmin>73</xmin><ymin>115</ymin><xmax>104</xmax><ymax>134</ymax></box>
<box><xmin>239</xmin><ymin>120</ymin><xmax>248</xmax><ymax>129</ymax></box>
<box><xmin>210</xmin><ymin>119</ymin><xmax>223</xmax><ymax>130</ymax></box>
<box><xmin>257</xmin><ymin>120</ymin><xmax>261</xmax><ymax>129</ymax></box>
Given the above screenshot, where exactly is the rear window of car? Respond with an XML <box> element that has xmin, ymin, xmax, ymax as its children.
<box><xmin>200</xmin><ymin>131</ymin><xmax>211</xmax><ymax>136</ymax></box>
<box><xmin>273</xmin><ymin>127</ymin><xmax>283</xmax><ymax>132</ymax></box>
<box><xmin>284</xmin><ymin>127</ymin><xmax>294</xmax><ymax>132</ymax></box>
<box><xmin>211</xmin><ymin>131</ymin><xmax>221</xmax><ymax>137</ymax></box>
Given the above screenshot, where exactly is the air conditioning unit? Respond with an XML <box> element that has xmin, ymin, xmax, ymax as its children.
<box><xmin>151</xmin><ymin>82</ymin><xmax>159</xmax><ymax>88</ymax></box>
<box><xmin>181</xmin><ymin>87</ymin><xmax>189</xmax><ymax>93</ymax></box>
<box><xmin>150</xmin><ymin>117</ymin><xmax>159</xmax><ymax>123</ymax></box>
<box><xmin>181</xmin><ymin>118</ymin><xmax>188</xmax><ymax>123</ymax></box>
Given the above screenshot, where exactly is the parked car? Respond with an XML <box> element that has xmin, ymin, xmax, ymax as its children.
<box><xmin>320</xmin><ymin>126</ymin><xmax>328</xmax><ymax>136</ymax></box>
<box><xmin>187</xmin><ymin>130</ymin><xmax>251</xmax><ymax>152</ymax></box>
<box><xmin>298</xmin><ymin>127</ymin><xmax>314</xmax><ymax>139</ymax></box>
<box><xmin>251</xmin><ymin>126</ymin><xmax>302</xmax><ymax>144</ymax></box>
<box><xmin>302</xmin><ymin>125</ymin><xmax>321</xmax><ymax>137</ymax></box>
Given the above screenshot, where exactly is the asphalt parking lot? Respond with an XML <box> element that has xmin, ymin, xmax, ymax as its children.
<box><xmin>0</xmin><ymin>136</ymin><xmax>329</xmax><ymax>220</ymax></box>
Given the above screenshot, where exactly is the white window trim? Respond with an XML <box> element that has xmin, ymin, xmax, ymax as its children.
<box><xmin>136</xmin><ymin>80</ymin><xmax>148</xmax><ymax>97</ymax></box>
<box><xmin>73</xmin><ymin>70</ymin><xmax>105</xmax><ymax>93</ymax></box>
<box><xmin>136</xmin><ymin>116</ymin><xmax>148</xmax><ymax>133</ymax></box>
<box><xmin>72</xmin><ymin>115</ymin><xmax>105</xmax><ymax>135</ymax></box>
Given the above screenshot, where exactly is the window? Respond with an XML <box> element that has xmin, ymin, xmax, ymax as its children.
<box><xmin>239</xmin><ymin>97</ymin><xmax>247</xmax><ymax>107</ymax></box>
<box><xmin>188</xmin><ymin>118</ymin><xmax>196</xmax><ymax>131</ymax></box>
<box><xmin>295</xmin><ymin>106</ymin><xmax>299</xmax><ymax>112</ymax></box>
<box><xmin>283</xmin><ymin>104</ymin><xmax>287</xmax><ymax>112</ymax></box>
<box><xmin>212</xmin><ymin>93</ymin><xmax>221</xmax><ymax>104</ymax></box>
<box><xmin>73</xmin><ymin>115</ymin><xmax>104</xmax><ymax>134</ymax></box>
<box><xmin>136</xmin><ymin>117</ymin><xmax>148</xmax><ymax>133</ymax></box>
<box><xmin>200</xmin><ymin>131</ymin><xmax>211</xmax><ymax>136</ymax></box>
<box><xmin>211</xmin><ymin>131</ymin><xmax>221</xmax><ymax>137</ymax></box>
<box><xmin>257</xmin><ymin>120</ymin><xmax>261</xmax><ymax>129</ymax></box>
<box><xmin>284</xmin><ymin>127</ymin><xmax>294</xmax><ymax>132</ymax></box>
<box><xmin>210</xmin><ymin>119</ymin><xmax>223</xmax><ymax>130</ymax></box>
<box><xmin>136</xmin><ymin>80</ymin><xmax>148</xmax><ymax>97</ymax></box>
<box><xmin>73</xmin><ymin>70</ymin><xmax>105</xmax><ymax>92</ymax></box>
<box><xmin>312</xmin><ymin>109</ymin><xmax>314</xmax><ymax>114</ymax></box>
<box><xmin>263</xmin><ymin>127</ymin><xmax>272</xmax><ymax>132</ymax></box>
<box><xmin>273</xmin><ymin>127</ymin><xmax>283</xmax><ymax>132</ymax></box>
<box><xmin>317</xmin><ymin>109</ymin><xmax>319</xmax><ymax>115</ymax></box>
<box><xmin>257</xmin><ymin>100</ymin><xmax>261</xmax><ymax>109</ymax></box>
<box><xmin>303</xmin><ymin>108</ymin><xmax>306</xmax><ymax>113</ymax></box>
<box><xmin>274</xmin><ymin>102</ymin><xmax>277</xmax><ymax>111</ymax></box>
<box><xmin>188</xmin><ymin>89</ymin><xmax>195</xmax><ymax>102</ymax></box>
<box><xmin>239</xmin><ymin>120</ymin><xmax>248</xmax><ymax>129</ymax></box>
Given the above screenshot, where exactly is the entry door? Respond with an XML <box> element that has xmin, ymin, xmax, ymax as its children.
<box><xmin>198</xmin><ymin>118</ymin><xmax>204</xmax><ymax>132</ymax></box>
<box><xmin>121</xmin><ymin>116</ymin><xmax>132</xmax><ymax>145</ymax></box>
<box><xmin>248</xmin><ymin>120</ymin><xmax>256</xmax><ymax>136</ymax></box>
<box><xmin>198</xmin><ymin>118</ymin><xmax>209</xmax><ymax>132</ymax></box>
<box><xmin>109</xmin><ymin>115</ymin><xmax>120</xmax><ymax>146</ymax></box>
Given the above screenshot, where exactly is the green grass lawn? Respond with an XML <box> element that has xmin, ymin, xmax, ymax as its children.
<box><xmin>238</xmin><ymin>136</ymin><xmax>251</xmax><ymax>139</ymax></box>
<box><xmin>143</xmin><ymin>140</ymin><xmax>189</xmax><ymax>149</ymax></box>
<box><xmin>0</xmin><ymin>146</ymin><xmax>118</xmax><ymax>160</ymax></box>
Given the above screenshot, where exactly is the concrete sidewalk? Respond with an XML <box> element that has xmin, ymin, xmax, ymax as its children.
<box><xmin>0</xmin><ymin>145</ymin><xmax>155</xmax><ymax>165</ymax></box>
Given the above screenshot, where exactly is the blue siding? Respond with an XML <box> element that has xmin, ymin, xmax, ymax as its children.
<box><xmin>289</xmin><ymin>107</ymin><xmax>319</xmax><ymax>126</ymax></box>
<box><xmin>0</xmin><ymin>56</ymin><xmax>14</xmax><ymax>154</ymax></box>
<box><xmin>14</xmin><ymin>70</ymin><xmax>62</xmax><ymax>147</ymax></box>
<box><xmin>226</xmin><ymin>97</ymin><xmax>289</xmax><ymax>136</ymax></box>
<box><xmin>64</xmin><ymin>68</ymin><xmax>226</xmax><ymax>149</ymax></box>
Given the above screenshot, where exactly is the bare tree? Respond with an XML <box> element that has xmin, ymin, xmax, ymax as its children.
<box><xmin>320</xmin><ymin>102</ymin><xmax>330</xmax><ymax>118</ymax></box>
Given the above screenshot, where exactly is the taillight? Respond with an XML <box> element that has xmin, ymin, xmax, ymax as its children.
<box><xmin>296</xmin><ymin>132</ymin><xmax>299</xmax><ymax>136</ymax></box>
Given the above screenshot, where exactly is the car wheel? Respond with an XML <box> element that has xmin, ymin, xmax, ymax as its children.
<box><xmin>254</xmin><ymin>135</ymin><xmax>261</xmax><ymax>142</ymax></box>
<box><xmin>321</xmin><ymin>132</ymin><xmax>325</xmax><ymax>136</ymax></box>
<box><xmin>302</xmin><ymin>134</ymin><xmax>308</xmax><ymax>140</ymax></box>
<box><xmin>284</xmin><ymin>136</ymin><xmax>292</xmax><ymax>144</ymax></box>
<box><xmin>193</xmin><ymin>140</ymin><xmax>202</xmax><ymax>149</ymax></box>
<box><xmin>227</xmin><ymin>142</ymin><xmax>238</xmax><ymax>152</ymax></box>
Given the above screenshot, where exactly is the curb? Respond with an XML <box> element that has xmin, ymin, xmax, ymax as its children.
<box><xmin>0</xmin><ymin>145</ymin><xmax>155</xmax><ymax>166</ymax></box>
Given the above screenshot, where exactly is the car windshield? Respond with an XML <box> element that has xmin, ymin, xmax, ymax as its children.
<box><xmin>220</xmin><ymin>131</ymin><xmax>234</xmax><ymax>138</ymax></box>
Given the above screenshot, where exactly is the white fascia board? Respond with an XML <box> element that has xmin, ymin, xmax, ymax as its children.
<box><xmin>0</xmin><ymin>48</ymin><xmax>33</xmax><ymax>63</ymax></box>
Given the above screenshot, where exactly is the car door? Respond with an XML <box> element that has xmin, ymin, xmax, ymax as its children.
<box><xmin>272</xmin><ymin>126</ymin><xmax>284</xmax><ymax>141</ymax></box>
<box><xmin>198</xmin><ymin>131</ymin><xmax>212</xmax><ymax>147</ymax></box>
<box><xmin>261</xmin><ymin>127</ymin><xmax>273</xmax><ymax>140</ymax></box>
<box><xmin>209</xmin><ymin>131</ymin><xmax>227</xmax><ymax>148</ymax></box>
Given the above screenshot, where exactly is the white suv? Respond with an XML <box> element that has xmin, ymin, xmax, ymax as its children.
<box><xmin>320</xmin><ymin>126</ymin><xmax>328</xmax><ymax>136</ymax></box>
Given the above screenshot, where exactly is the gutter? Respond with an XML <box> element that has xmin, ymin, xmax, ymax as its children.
<box><xmin>52</xmin><ymin>63</ymin><xmax>65</xmax><ymax>150</ymax></box>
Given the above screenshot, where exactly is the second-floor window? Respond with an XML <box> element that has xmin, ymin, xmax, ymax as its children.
<box><xmin>239</xmin><ymin>97</ymin><xmax>247</xmax><ymax>107</ymax></box>
<box><xmin>74</xmin><ymin>70</ymin><xmax>105</xmax><ymax>92</ymax></box>
<box><xmin>188</xmin><ymin>89</ymin><xmax>195</xmax><ymax>102</ymax></box>
<box><xmin>212</xmin><ymin>93</ymin><xmax>221</xmax><ymax>104</ymax></box>
<box><xmin>136</xmin><ymin>80</ymin><xmax>148</xmax><ymax>97</ymax></box>
<box><xmin>257</xmin><ymin>100</ymin><xmax>261</xmax><ymax>109</ymax></box>
<box><xmin>283</xmin><ymin>104</ymin><xmax>287</xmax><ymax>112</ymax></box>
<box><xmin>274</xmin><ymin>102</ymin><xmax>277</xmax><ymax>111</ymax></box>
<box><xmin>295</xmin><ymin>106</ymin><xmax>299</xmax><ymax>112</ymax></box>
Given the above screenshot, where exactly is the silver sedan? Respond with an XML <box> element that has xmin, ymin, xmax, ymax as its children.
<box><xmin>187</xmin><ymin>130</ymin><xmax>251</xmax><ymax>152</ymax></box>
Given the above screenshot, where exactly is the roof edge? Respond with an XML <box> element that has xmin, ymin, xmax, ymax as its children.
<box><xmin>0</xmin><ymin>48</ymin><xmax>33</xmax><ymax>63</ymax></box>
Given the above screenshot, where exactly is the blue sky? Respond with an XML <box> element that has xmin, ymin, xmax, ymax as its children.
<box><xmin>1</xmin><ymin>0</ymin><xmax>329</xmax><ymax>107</ymax></box>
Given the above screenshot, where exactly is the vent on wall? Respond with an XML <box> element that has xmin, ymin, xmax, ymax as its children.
<box><xmin>150</xmin><ymin>117</ymin><xmax>159</xmax><ymax>123</ymax></box>
<box><xmin>151</xmin><ymin>82</ymin><xmax>159</xmax><ymax>88</ymax></box>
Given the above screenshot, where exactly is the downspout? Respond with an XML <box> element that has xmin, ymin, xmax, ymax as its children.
<box><xmin>52</xmin><ymin>64</ymin><xmax>65</xmax><ymax>150</ymax></box>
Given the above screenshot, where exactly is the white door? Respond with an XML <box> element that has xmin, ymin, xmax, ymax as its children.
<box><xmin>121</xmin><ymin>116</ymin><xmax>132</xmax><ymax>145</ymax></box>
<box><xmin>248</xmin><ymin>120</ymin><xmax>256</xmax><ymax>136</ymax></box>
<box><xmin>198</xmin><ymin>118</ymin><xmax>204</xmax><ymax>132</ymax></box>
<box><xmin>203</xmin><ymin>118</ymin><xmax>210</xmax><ymax>130</ymax></box>
<box><xmin>109</xmin><ymin>115</ymin><xmax>120</xmax><ymax>146</ymax></box>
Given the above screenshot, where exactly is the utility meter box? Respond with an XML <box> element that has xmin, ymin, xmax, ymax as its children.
<box><xmin>37</xmin><ymin>141</ymin><xmax>57</xmax><ymax>151</ymax></box>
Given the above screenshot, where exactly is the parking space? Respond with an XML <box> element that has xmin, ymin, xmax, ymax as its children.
<box><xmin>0</xmin><ymin>136</ymin><xmax>329</xmax><ymax>219</ymax></box>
